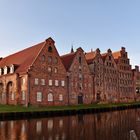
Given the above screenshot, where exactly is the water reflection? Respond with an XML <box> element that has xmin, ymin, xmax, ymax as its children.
<box><xmin>0</xmin><ymin>109</ymin><xmax>140</xmax><ymax>140</ymax></box>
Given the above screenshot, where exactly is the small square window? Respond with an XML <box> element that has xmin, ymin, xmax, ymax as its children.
<box><xmin>35</xmin><ymin>78</ymin><xmax>39</xmax><ymax>85</ymax></box>
<box><xmin>37</xmin><ymin>92</ymin><xmax>42</xmax><ymax>102</ymax></box>
<box><xmin>49</xmin><ymin>80</ymin><xmax>53</xmax><ymax>86</ymax></box>
<box><xmin>55</xmin><ymin>80</ymin><xmax>59</xmax><ymax>86</ymax></box>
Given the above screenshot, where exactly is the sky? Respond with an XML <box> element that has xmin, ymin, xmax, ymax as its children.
<box><xmin>0</xmin><ymin>0</ymin><xmax>140</xmax><ymax>67</ymax></box>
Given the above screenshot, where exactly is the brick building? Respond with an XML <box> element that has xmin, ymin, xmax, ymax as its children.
<box><xmin>0</xmin><ymin>37</ymin><xmax>140</xmax><ymax>106</ymax></box>
<box><xmin>61</xmin><ymin>47</ymin><xmax>93</xmax><ymax>105</ymax></box>
<box><xmin>0</xmin><ymin>38</ymin><xmax>68</xmax><ymax>106</ymax></box>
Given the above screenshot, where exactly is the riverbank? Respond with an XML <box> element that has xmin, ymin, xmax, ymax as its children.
<box><xmin>0</xmin><ymin>102</ymin><xmax>140</xmax><ymax>120</ymax></box>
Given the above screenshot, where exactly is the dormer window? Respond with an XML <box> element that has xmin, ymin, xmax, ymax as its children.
<box><xmin>10</xmin><ymin>64</ymin><xmax>14</xmax><ymax>74</ymax></box>
<box><xmin>4</xmin><ymin>66</ymin><xmax>8</xmax><ymax>75</ymax></box>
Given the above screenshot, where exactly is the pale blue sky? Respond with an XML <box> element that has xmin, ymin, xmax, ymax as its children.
<box><xmin>0</xmin><ymin>0</ymin><xmax>140</xmax><ymax>67</ymax></box>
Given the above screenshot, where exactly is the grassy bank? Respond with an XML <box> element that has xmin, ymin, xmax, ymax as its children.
<box><xmin>0</xmin><ymin>101</ymin><xmax>140</xmax><ymax>113</ymax></box>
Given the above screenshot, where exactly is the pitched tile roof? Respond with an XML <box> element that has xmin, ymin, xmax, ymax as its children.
<box><xmin>112</xmin><ymin>51</ymin><xmax>121</xmax><ymax>59</ymax></box>
<box><xmin>101</xmin><ymin>53</ymin><xmax>107</xmax><ymax>61</ymax></box>
<box><xmin>0</xmin><ymin>41</ymin><xmax>45</xmax><ymax>74</ymax></box>
<box><xmin>61</xmin><ymin>52</ymin><xmax>76</xmax><ymax>71</ymax></box>
<box><xmin>85</xmin><ymin>51</ymin><xmax>96</xmax><ymax>64</ymax></box>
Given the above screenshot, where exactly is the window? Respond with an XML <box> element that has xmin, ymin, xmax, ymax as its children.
<box><xmin>48</xmin><ymin>46</ymin><xmax>53</xmax><ymax>52</ymax></box>
<box><xmin>49</xmin><ymin>79</ymin><xmax>53</xmax><ymax>86</ymax></box>
<box><xmin>54</xmin><ymin>57</ymin><xmax>58</xmax><ymax>64</ymax></box>
<box><xmin>61</xmin><ymin>80</ymin><xmax>65</xmax><ymax>87</ymax></box>
<box><xmin>37</xmin><ymin>92</ymin><xmax>42</xmax><ymax>102</ymax></box>
<box><xmin>41</xmin><ymin>79</ymin><xmax>45</xmax><ymax>85</ymax></box>
<box><xmin>48</xmin><ymin>93</ymin><xmax>53</xmax><ymax>101</ymax></box>
<box><xmin>22</xmin><ymin>91</ymin><xmax>26</xmax><ymax>101</ymax></box>
<box><xmin>48</xmin><ymin>66</ymin><xmax>52</xmax><ymax>73</ymax></box>
<box><xmin>55</xmin><ymin>80</ymin><xmax>59</xmax><ymax>86</ymax></box>
<box><xmin>79</xmin><ymin>56</ymin><xmax>82</xmax><ymax>64</ymax></box>
<box><xmin>35</xmin><ymin>78</ymin><xmax>39</xmax><ymax>85</ymax></box>
<box><xmin>109</xmin><ymin>56</ymin><xmax>111</xmax><ymax>60</ymax></box>
<box><xmin>48</xmin><ymin>56</ymin><xmax>52</xmax><ymax>63</ymax></box>
<box><xmin>10</xmin><ymin>65</ymin><xmax>14</xmax><ymax>73</ymax></box>
<box><xmin>54</xmin><ymin>67</ymin><xmax>58</xmax><ymax>73</ymax></box>
<box><xmin>59</xmin><ymin>94</ymin><xmax>63</xmax><ymax>101</ymax></box>
<box><xmin>79</xmin><ymin>74</ymin><xmax>82</xmax><ymax>80</ymax></box>
<box><xmin>11</xmin><ymin>93</ymin><xmax>15</xmax><ymax>100</ymax></box>
<box><xmin>0</xmin><ymin>68</ymin><xmax>2</xmax><ymax>75</ymax></box>
<box><xmin>4</xmin><ymin>66</ymin><xmax>8</xmax><ymax>75</ymax></box>
<box><xmin>41</xmin><ymin>55</ymin><xmax>45</xmax><ymax>61</ymax></box>
<box><xmin>21</xmin><ymin>78</ymin><xmax>25</xmax><ymax>85</ymax></box>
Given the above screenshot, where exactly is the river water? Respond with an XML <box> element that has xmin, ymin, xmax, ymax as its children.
<box><xmin>0</xmin><ymin>109</ymin><xmax>140</xmax><ymax>140</ymax></box>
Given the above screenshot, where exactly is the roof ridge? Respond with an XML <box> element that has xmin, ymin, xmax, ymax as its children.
<box><xmin>2</xmin><ymin>41</ymin><xmax>44</xmax><ymax>59</ymax></box>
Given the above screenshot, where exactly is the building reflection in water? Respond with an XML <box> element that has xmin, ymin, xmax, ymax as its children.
<box><xmin>0</xmin><ymin>109</ymin><xmax>140</xmax><ymax>140</ymax></box>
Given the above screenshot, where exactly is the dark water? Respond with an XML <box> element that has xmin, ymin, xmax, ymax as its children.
<box><xmin>0</xmin><ymin>109</ymin><xmax>140</xmax><ymax>140</ymax></box>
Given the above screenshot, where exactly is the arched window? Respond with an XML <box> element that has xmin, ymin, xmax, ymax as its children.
<box><xmin>48</xmin><ymin>56</ymin><xmax>52</xmax><ymax>64</ymax></box>
<box><xmin>48</xmin><ymin>93</ymin><xmax>53</xmax><ymax>102</ymax></box>
<box><xmin>41</xmin><ymin>55</ymin><xmax>45</xmax><ymax>61</ymax></box>
<box><xmin>54</xmin><ymin>57</ymin><xmax>58</xmax><ymax>64</ymax></box>
<box><xmin>48</xmin><ymin>46</ymin><xmax>53</xmax><ymax>52</ymax></box>
<box><xmin>48</xmin><ymin>66</ymin><xmax>52</xmax><ymax>73</ymax></box>
<box><xmin>54</xmin><ymin>67</ymin><xmax>58</xmax><ymax>73</ymax></box>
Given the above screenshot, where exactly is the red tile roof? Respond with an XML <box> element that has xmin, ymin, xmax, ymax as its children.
<box><xmin>112</xmin><ymin>51</ymin><xmax>121</xmax><ymax>59</ymax></box>
<box><xmin>61</xmin><ymin>52</ymin><xmax>76</xmax><ymax>71</ymax></box>
<box><xmin>85</xmin><ymin>51</ymin><xmax>96</xmax><ymax>64</ymax></box>
<box><xmin>101</xmin><ymin>53</ymin><xmax>107</xmax><ymax>61</ymax></box>
<box><xmin>0</xmin><ymin>41</ymin><xmax>45</xmax><ymax>74</ymax></box>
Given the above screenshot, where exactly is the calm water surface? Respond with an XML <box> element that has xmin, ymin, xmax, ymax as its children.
<box><xmin>0</xmin><ymin>109</ymin><xmax>140</xmax><ymax>140</ymax></box>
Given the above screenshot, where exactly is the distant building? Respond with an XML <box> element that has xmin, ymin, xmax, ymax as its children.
<box><xmin>0</xmin><ymin>37</ymin><xmax>140</xmax><ymax>106</ymax></box>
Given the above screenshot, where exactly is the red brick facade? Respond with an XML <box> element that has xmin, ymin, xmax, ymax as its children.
<box><xmin>0</xmin><ymin>38</ymin><xmax>140</xmax><ymax>106</ymax></box>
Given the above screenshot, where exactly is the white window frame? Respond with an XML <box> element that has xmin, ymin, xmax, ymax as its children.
<box><xmin>35</xmin><ymin>78</ymin><xmax>39</xmax><ymax>85</ymax></box>
<box><xmin>0</xmin><ymin>68</ymin><xmax>2</xmax><ymax>75</ymax></box>
<box><xmin>61</xmin><ymin>80</ymin><xmax>65</xmax><ymax>87</ymax></box>
<box><xmin>4</xmin><ymin>66</ymin><xmax>8</xmax><ymax>75</ymax></box>
<box><xmin>11</xmin><ymin>93</ymin><xmax>15</xmax><ymax>100</ymax></box>
<box><xmin>37</xmin><ymin>92</ymin><xmax>42</xmax><ymax>102</ymax></box>
<box><xmin>54</xmin><ymin>67</ymin><xmax>58</xmax><ymax>73</ymax></box>
<box><xmin>55</xmin><ymin>80</ymin><xmax>59</xmax><ymax>86</ymax></box>
<box><xmin>59</xmin><ymin>94</ymin><xmax>63</xmax><ymax>101</ymax></box>
<box><xmin>49</xmin><ymin>79</ymin><xmax>53</xmax><ymax>86</ymax></box>
<box><xmin>48</xmin><ymin>93</ymin><xmax>53</xmax><ymax>102</ymax></box>
<box><xmin>41</xmin><ymin>79</ymin><xmax>45</xmax><ymax>85</ymax></box>
<box><xmin>22</xmin><ymin>91</ymin><xmax>26</xmax><ymax>101</ymax></box>
<box><xmin>10</xmin><ymin>64</ymin><xmax>14</xmax><ymax>74</ymax></box>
